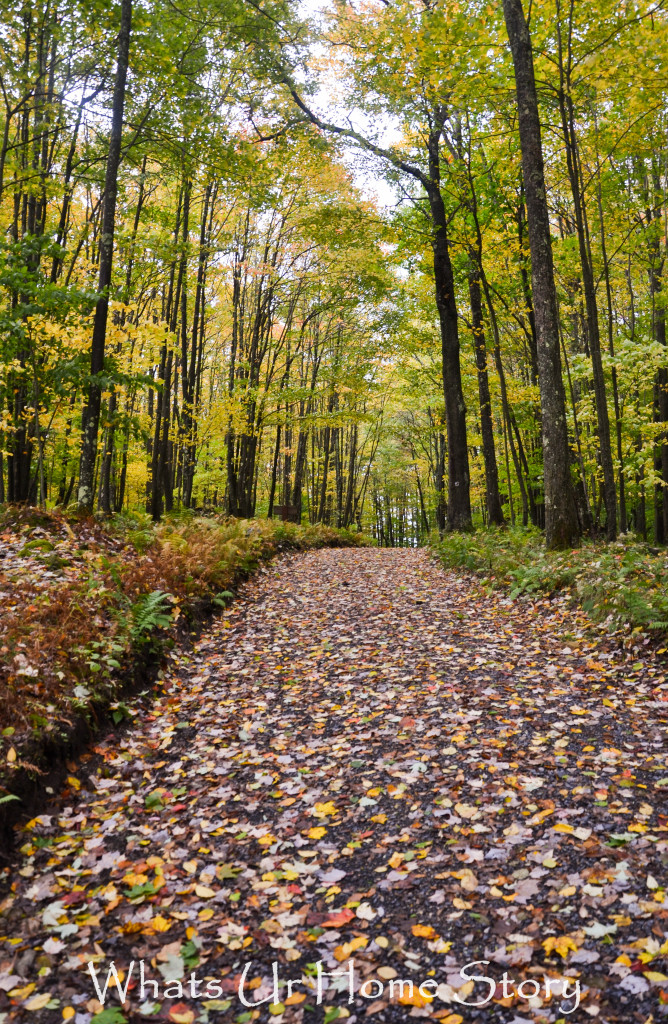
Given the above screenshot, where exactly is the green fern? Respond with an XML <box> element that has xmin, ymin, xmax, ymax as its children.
<box><xmin>130</xmin><ymin>590</ymin><xmax>174</xmax><ymax>642</ymax></box>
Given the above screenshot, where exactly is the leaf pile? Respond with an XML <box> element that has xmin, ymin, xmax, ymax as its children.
<box><xmin>1</xmin><ymin>548</ymin><xmax>667</xmax><ymax>1023</ymax></box>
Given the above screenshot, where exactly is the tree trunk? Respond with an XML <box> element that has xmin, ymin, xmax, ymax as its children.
<box><xmin>502</xmin><ymin>0</ymin><xmax>580</xmax><ymax>549</ymax></box>
<box><xmin>77</xmin><ymin>0</ymin><xmax>132</xmax><ymax>511</ymax></box>
<box><xmin>426</xmin><ymin>156</ymin><xmax>472</xmax><ymax>530</ymax></box>
<box><xmin>468</xmin><ymin>268</ymin><xmax>504</xmax><ymax>525</ymax></box>
<box><xmin>555</xmin><ymin>24</ymin><xmax>616</xmax><ymax>538</ymax></box>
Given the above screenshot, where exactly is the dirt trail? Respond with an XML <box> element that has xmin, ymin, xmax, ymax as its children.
<box><xmin>1</xmin><ymin>548</ymin><xmax>667</xmax><ymax>1023</ymax></box>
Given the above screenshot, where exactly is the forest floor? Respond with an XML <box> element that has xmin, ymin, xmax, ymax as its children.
<box><xmin>1</xmin><ymin>547</ymin><xmax>668</xmax><ymax>1024</ymax></box>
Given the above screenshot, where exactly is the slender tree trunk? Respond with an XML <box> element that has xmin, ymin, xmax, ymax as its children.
<box><xmin>555</xmin><ymin>17</ymin><xmax>616</xmax><ymax>538</ymax></box>
<box><xmin>426</xmin><ymin>156</ymin><xmax>471</xmax><ymax>530</ymax></box>
<box><xmin>77</xmin><ymin>0</ymin><xmax>132</xmax><ymax>511</ymax></box>
<box><xmin>268</xmin><ymin>420</ymin><xmax>281</xmax><ymax>519</ymax></box>
<box><xmin>468</xmin><ymin>268</ymin><xmax>504</xmax><ymax>525</ymax></box>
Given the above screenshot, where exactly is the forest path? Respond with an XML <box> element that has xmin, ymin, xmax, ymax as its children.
<box><xmin>2</xmin><ymin>547</ymin><xmax>668</xmax><ymax>1024</ymax></box>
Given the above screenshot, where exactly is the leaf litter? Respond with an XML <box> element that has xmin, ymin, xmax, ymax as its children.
<box><xmin>1</xmin><ymin>547</ymin><xmax>668</xmax><ymax>1023</ymax></box>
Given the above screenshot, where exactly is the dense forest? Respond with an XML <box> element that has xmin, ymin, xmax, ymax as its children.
<box><xmin>0</xmin><ymin>0</ymin><xmax>667</xmax><ymax>549</ymax></box>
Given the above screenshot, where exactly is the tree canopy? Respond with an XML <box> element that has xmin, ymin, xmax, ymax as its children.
<box><xmin>1</xmin><ymin>0</ymin><xmax>667</xmax><ymax>548</ymax></box>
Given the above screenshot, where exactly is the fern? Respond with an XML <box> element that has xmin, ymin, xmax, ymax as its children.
<box><xmin>131</xmin><ymin>590</ymin><xmax>174</xmax><ymax>642</ymax></box>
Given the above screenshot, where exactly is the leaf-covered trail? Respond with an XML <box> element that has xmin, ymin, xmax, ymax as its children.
<box><xmin>2</xmin><ymin>548</ymin><xmax>668</xmax><ymax>1024</ymax></box>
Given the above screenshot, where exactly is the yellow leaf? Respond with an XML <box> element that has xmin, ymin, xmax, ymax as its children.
<box><xmin>24</xmin><ymin>993</ymin><xmax>52</xmax><ymax>1010</ymax></box>
<box><xmin>285</xmin><ymin>992</ymin><xmax>306</xmax><ymax>1005</ymax></box>
<box><xmin>152</xmin><ymin>915</ymin><xmax>172</xmax><ymax>932</ymax></box>
<box><xmin>308</xmin><ymin>827</ymin><xmax>327</xmax><ymax>840</ymax></box>
<box><xmin>412</xmin><ymin>924</ymin><xmax>438</xmax><ymax>940</ymax></box>
<box><xmin>334</xmin><ymin>936</ymin><xmax>368</xmax><ymax>961</ymax></box>
<box><xmin>123</xmin><ymin>871</ymin><xmax>149</xmax><ymax>886</ymax></box>
<box><xmin>542</xmin><ymin>935</ymin><xmax>579</xmax><ymax>958</ymax></box>
<box><xmin>169</xmin><ymin>1010</ymin><xmax>194</xmax><ymax>1024</ymax></box>
<box><xmin>398</xmin><ymin>987</ymin><xmax>433</xmax><ymax>1007</ymax></box>
<box><xmin>63</xmin><ymin>1009</ymin><xmax>75</xmax><ymax>1021</ymax></box>
<box><xmin>554</xmin><ymin>823</ymin><xmax>574</xmax><ymax>834</ymax></box>
<box><xmin>644</xmin><ymin>971</ymin><xmax>668</xmax><ymax>982</ymax></box>
<box><xmin>195</xmin><ymin>884</ymin><xmax>215</xmax><ymax>899</ymax></box>
<box><xmin>531</xmin><ymin>807</ymin><xmax>554</xmax><ymax>824</ymax></box>
<box><xmin>6</xmin><ymin>747</ymin><xmax>16</xmax><ymax>763</ymax></box>
<box><xmin>388</xmin><ymin>852</ymin><xmax>404</xmax><ymax>869</ymax></box>
<box><xmin>454</xmin><ymin>802</ymin><xmax>478</xmax><ymax>819</ymax></box>
<box><xmin>66</xmin><ymin>776</ymin><xmax>80</xmax><ymax>790</ymax></box>
<box><xmin>371</xmin><ymin>813</ymin><xmax>387</xmax><ymax>824</ymax></box>
<box><xmin>313</xmin><ymin>801</ymin><xmax>337</xmax><ymax>818</ymax></box>
<box><xmin>9</xmin><ymin>984</ymin><xmax>35</xmax><ymax>999</ymax></box>
<box><xmin>199</xmin><ymin>908</ymin><xmax>215</xmax><ymax>920</ymax></box>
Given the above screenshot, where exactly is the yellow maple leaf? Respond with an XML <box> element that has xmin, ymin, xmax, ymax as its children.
<box><xmin>542</xmin><ymin>935</ymin><xmax>579</xmax><ymax>958</ymax></box>
<box><xmin>412</xmin><ymin>924</ymin><xmax>438</xmax><ymax>940</ymax></box>
<box><xmin>308</xmin><ymin>826</ymin><xmax>327</xmax><ymax>839</ymax></box>
<box><xmin>313</xmin><ymin>801</ymin><xmax>337</xmax><ymax>818</ymax></box>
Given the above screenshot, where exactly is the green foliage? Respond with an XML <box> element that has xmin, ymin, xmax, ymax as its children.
<box><xmin>433</xmin><ymin>529</ymin><xmax>668</xmax><ymax>635</ymax></box>
<box><xmin>130</xmin><ymin>590</ymin><xmax>174</xmax><ymax>643</ymax></box>
<box><xmin>91</xmin><ymin>1007</ymin><xmax>127</xmax><ymax>1024</ymax></box>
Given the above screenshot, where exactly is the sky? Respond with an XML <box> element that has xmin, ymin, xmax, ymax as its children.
<box><xmin>295</xmin><ymin>0</ymin><xmax>403</xmax><ymax>211</ymax></box>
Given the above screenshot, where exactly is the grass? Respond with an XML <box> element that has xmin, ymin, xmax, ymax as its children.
<box><xmin>0</xmin><ymin>507</ymin><xmax>371</xmax><ymax>790</ymax></box>
<box><xmin>432</xmin><ymin>525</ymin><xmax>668</xmax><ymax>635</ymax></box>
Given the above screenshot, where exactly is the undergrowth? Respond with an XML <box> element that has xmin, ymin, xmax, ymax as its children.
<box><xmin>0</xmin><ymin>508</ymin><xmax>371</xmax><ymax>785</ymax></box>
<box><xmin>433</xmin><ymin>526</ymin><xmax>668</xmax><ymax>634</ymax></box>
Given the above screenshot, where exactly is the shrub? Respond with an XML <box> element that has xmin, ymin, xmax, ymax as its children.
<box><xmin>432</xmin><ymin>528</ymin><xmax>668</xmax><ymax>635</ymax></box>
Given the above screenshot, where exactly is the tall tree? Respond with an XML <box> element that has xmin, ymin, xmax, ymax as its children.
<box><xmin>77</xmin><ymin>0</ymin><xmax>132</xmax><ymax>511</ymax></box>
<box><xmin>502</xmin><ymin>0</ymin><xmax>581</xmax><ymax>549</ymax></box>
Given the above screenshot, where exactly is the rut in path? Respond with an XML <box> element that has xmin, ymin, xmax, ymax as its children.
<box><xmin>1</xmin><ymin>547</ymin><xmax>668</xmax><ymax>1024</ymax></box>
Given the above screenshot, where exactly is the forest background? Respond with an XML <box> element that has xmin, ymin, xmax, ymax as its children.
<box><xmin>1</xmin><ymin>0</ymin><xmax>667</xmax><ymax>552</ymax></box>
